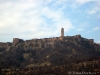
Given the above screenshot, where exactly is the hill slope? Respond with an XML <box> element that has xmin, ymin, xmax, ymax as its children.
<box><xmin>0</xmin><ymin>35</ymin><xmax>100</xmax><ymax>75</ymax></box>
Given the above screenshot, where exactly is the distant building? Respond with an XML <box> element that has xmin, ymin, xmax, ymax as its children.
<box><xmin>61</xmin><ymin>27</ymin><xmax>64</xmax><ymax>36</ymax></box>
<box><xmin>11</xmin><ymin>27</ymin><xmax>94</xmax><ymax>45</ymax></box>
<box><xmin>60</xmin><ymin>27</ymin><xmax>64</xmax><ymax>40</ymax></box>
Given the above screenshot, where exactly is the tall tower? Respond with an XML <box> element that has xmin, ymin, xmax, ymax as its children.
<box><xmin>61</xmin><ymin>27</ymin><xmax>64</xmax><ymax>36</ymax></box>
<box><xmin>60</xmin><ymin>27</ymin><xmax>64</xmax><ymax>40</ymax></box>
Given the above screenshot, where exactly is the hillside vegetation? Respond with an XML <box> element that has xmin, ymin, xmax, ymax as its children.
<box><xmin>0</xmin><ymin>35</ymin><xmax>100</xmax><ymax>75</ymax></box>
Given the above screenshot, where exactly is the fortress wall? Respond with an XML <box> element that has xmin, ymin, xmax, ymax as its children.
<box><xmin>13</xmin><ymin>38</ymin><xmax>23</xmax><ymax>45</ymax></box>
<box><xmin>39</xmin><ymin>37</ymin><xmax>60</xmax><ymax>42</ymax></box>
<box><xmin>76</xmin><ymin>35</ymin><xmax>81</xmax><ymax>38</ymax></box>
<box><xmin>89</xmin><ymin>39</ymin><xmax>94</xmax><ymax>43</ymax></box>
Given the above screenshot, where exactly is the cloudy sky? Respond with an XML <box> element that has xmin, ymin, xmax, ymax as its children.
<box><xmin>0</xmin><ymin>0</ymin><xmax>100</xmax><ymax>43</ymax></box>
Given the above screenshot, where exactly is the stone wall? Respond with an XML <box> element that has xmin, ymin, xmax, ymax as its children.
<box><xmin>89</xmin><ymin>39</ymin><xmax>94</xmax><ymax>43</ymax></box>
<box><xmin>13</xmin><ymin>38</ymin><xmax>23</xmax><ymax>45</ymax></box>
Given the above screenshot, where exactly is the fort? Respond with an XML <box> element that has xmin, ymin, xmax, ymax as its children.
<box><xmin>12</xmin><ymin>27</ymin><xmax>94</xmax><ymax>46</ymax></box>
<box><xmin>13</xmin><ymin>27</ymin><xmax>65</xmax><ymax>43</ymax></box>
<box><xmin>0</xmin><ymin>28</ymin><xmax>99</xmax><ymax>75</ymax></box>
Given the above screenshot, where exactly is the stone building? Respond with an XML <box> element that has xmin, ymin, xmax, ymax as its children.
<box><xmin>60</xmin><ymin>27</ymin><xmax>64</xmax><ymax>40</ymax></box>
<box><xmin>61</xmin><ymin>27</ymin><xmax>64</xmax><ymax>36</ymax></box>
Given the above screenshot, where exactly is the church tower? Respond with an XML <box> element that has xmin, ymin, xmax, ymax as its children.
<box><xmin>60</xmin><ymin>27</ymin><xmax>64</xmax><ymax>40</ymax></box>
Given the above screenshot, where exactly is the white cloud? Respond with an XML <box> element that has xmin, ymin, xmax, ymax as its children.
<box><xmin>87</xmin><ymin>27</ymin><xmax>100</xmax><ymax>33</ymax></box>
<box><xmin>0</xmin><ymin>0</ymin><xmax>74</xmax><ymax>42</ymax></box>
<box><xmin>87</xmin><ymin>0</ymin><xmax>100</xmax><ymax>15</ymax></box>
<box><xmin>93</xmin><ymin>27</ymin><xmax>99</xmax><ymax>31</ymax></box>
<box><xmin>75</xmin><ymin>0</ymin><xmax>97</xmax><ymax>4</ymax></box>
<box><xmin>77</xmin><ymin>28</ymin><xmax>85</xmax><ymax>31</ymax></box>
<box><xmin>76</xmin><ymin>22</ymin><xmax>88</xmax><ymax>31</ymax></box>
<box><xmin>88</xmin><ymin>7</ymin><xmax>100</xmax><ymax>15</ymax></box>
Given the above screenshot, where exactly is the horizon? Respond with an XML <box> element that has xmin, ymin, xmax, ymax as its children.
<box><xmin>0</xmin><ymin>0</ymin><xmax>100</xmax><ymax>43</ymax></box>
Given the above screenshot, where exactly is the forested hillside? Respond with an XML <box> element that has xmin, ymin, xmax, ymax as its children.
<box><xmin>0</xmin><ymin>35</ymin><xmax>100</xmax><ymax>75</ymax></box>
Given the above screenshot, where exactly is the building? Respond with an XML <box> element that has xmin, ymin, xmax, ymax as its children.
<box><xmin>60</xmin><ymin>27</ymin><xmax>64</xmax><ymax>40</ymax></box>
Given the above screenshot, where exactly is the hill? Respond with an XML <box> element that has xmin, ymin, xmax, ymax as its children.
<box><xmin>0</xmin><ymin>35</ymin><xmax>100</xmax><ymax>75</ymax></box>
